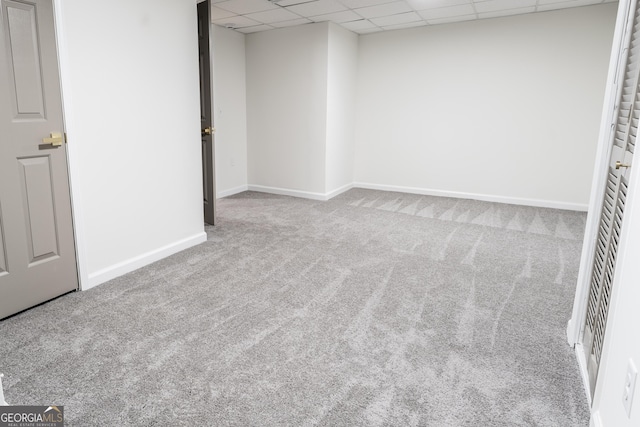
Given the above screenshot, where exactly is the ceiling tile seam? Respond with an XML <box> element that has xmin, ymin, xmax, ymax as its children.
<box><xmin>470</xmin><ymin>1</ymin><xmax>480</xmax><ymax>19</ymax></box>
<box><xmin>309</xmin><ymin>13</ymin><xmax>367</xmax><ymax>23</ymax></box>
<box><xmin>401</xmin><ymin>2</ymin><xmax>447</xmax><ymax>22</ymax></box>
<box><xmin>336</xmin><ymin>0</ymin><xmax>399</xmax><ymax>9</ymax></box>
<box><xmin>355</xmin><ymin>6</ymin><xmax>428</xmax><ymax>24</ymax></box>
<box><xmin>262</xmin><ymin>1</ymin><xmax>313</xmax><ymax>25</ymax></box>
<box><xmin>277</xmin><ymin>1</ymin><xmax>310</xmax><ymax>20</ymax></box>
<box><xmin>350</xmin><ymin>18</ymin><xmax>383</xmax><ymax>31</ymax></box>
<box><xmin>285</xmin><ymin>3</ymin><xmax>400</xmax><ymax>26</ymax></box>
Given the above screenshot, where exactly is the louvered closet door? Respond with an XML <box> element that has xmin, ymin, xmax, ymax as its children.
<box><xmin>582</xmin><ymin>0</ymin><xmax>638</xmax><ymax>397</ymax></box>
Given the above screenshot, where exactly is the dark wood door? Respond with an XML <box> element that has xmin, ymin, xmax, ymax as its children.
<box><xmin>198</xmin><ymin>0</ymin><xmax>215</xmax><ymax>225</ymax></box>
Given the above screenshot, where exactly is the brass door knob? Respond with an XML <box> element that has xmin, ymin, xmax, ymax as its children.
<box><xmin>616</xmin><ymin>161</ymin><xmax>631</xmax><ymax>170</ymax></box>
<box><xmin>202</xmin><ymin>127</ymin><xmax>215</xmax><ymax>136</ymax></box>
<box><xmin>42</xmin><ymin>132</ymin><xmax>63</xmax><ymax>147</ymax></box>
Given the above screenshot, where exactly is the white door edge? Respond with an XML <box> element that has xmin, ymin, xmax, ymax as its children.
<box><xmin>575</xmin><ymin>343</ymin><xmax>594</xmax><ymax>407</ymax></box>
<box><xmin>590</xmin><ymin>410</ymin><xmax>604</xmax><ymax>427</ymax></box>
<box><xmin>51</xmin><ymin>0</ymin><xmax>89</xmax><ymax>290</ymax></box>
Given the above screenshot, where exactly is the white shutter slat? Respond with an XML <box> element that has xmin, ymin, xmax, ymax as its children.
<box><xmin>592</xmin><ymin>184</ymin><xmax>626</xmax><ymax>365</ymax></box>
<box><xmin>585</xmin><ymin>169</ymin><xmax>617</xmax><ymax>333</ymax></box>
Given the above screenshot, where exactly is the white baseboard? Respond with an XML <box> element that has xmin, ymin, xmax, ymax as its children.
<box><xmin>326</xmin><ymin>183</ymin><xmax>354</xmax><ymax>199</ymax></box>
<box><xmin>83</xmin><ymin>232</ymin><xmax>207</xmax><ymax>291</ymax></box>
<box><xmin>575</xmin><ymin>343</ymin><xmax>593</xmax><ymax>407</ymax></box>
<box><xmin>567</xmin><ymin>318</ymin><xmax>577</xmax><ymax>347</ymax></box>
<box><xmin>0</xmin><ymin>373</ymin><xmax>7</xmax><ymax>406</ymax></box>
<box><xmin>245</xmin><ymin>182</ymin><xmax>589</xmax><ymax>210</ymax></box>
<box><xmin>590</xmin><ymin>411</ymin><xmax>603</xmax><ymax>427</ymax></box>
<box><xmin>247</xmin><ymin>183</ymin><xmax>354</xmax><ymax>201</ymax></box>
<box><xmin>217</xmin><ymin>185</ymin><xmax>249</xmax><ymax>199</ymax></box>
<box><xmin>353</xmin><ymin>182</ymin><xmax>589</xmax><ymax>212</ymax></box>
<box><xmin>248</xmin><ymin>185</ymin><xmax>330</xmax><ymax>201</ymax></box>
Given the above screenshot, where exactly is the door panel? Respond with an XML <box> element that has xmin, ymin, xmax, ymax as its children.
<box><xmin>202</xmin><ymin>136</ymin><xmax>210</xmax><ymax>206</ymax></box>
<box><xmin>0</xmin><ymin>0</ymin><xmax>78</xmax><ymax>319</ymax></box>
<box><xmin>198</xmin><ymin>0</ymin><xmax>215</xmax><ymax>225</ymax></box>
<box><xmin>3</xmin><ymin>0</ymin><xmax>45</xmax><ymax>119</ymax></box>
<box><xmin>19</xmin><ymin>156</ymin><xmax>59</xmax><ymax>264</ymax></box>
<box><xmin>0</xmin><ymin>208</ymin><xmax>6</xmax><ymax>275</ymax></box>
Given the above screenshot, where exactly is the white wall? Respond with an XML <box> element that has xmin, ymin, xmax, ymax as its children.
<box><xmin>326</xmin><ymin>23</ymin><xmax>358</xmax><ymax>196</ymax></box>
<box><xmin>55</xmin><ymin>0</ymin><xmax>206</xmax><ymax>289</ymax></box>
<box><xmin>246</xmin><ymin>23</ymin><xmax>329</xmax><ymax>196</ymax></box>
<box><xmin>354</xmin><ymin>4</ymin><xmax>617</xmax><ymax>210</ymax></box>
<box><xmin>212</xmin><ymin>24</ymin><xmax>248</xmax><ymax>198</ymax></box>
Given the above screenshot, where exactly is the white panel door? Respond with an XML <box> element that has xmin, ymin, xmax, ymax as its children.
<box><xmin>0</xmin><ymin>0</ymin><xmax>78</xmax><ymax>319</ymax></box>
<box><xmin>582</xmin><ymin>0</ymin><xmax>638</xmax><ymax>397</ymax></box>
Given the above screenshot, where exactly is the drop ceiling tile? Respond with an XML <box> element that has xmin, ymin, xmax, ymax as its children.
<box><xmin>538</xmin><ymin>0</ymin><xmax>598</xmax><ymax>3</ymax></box>
<box><xmin>216</xmin><ymin>0</ymin><xmax>278</xmax><ymax>14</ymax></box>
<box><xmin>382</xmin><ymin>20</ymin><xmax>428</xmax><ymax>30</ymax></box>
<box><xmin>237</xmin><ymin>24</ymin><xmax>275</xmax><ymax>33</ymax></box>
<box><xmin>418</xmin><ymin>4</ymin><xmax>475</xmax><ymax>19</ymax></box>
<box><xmin>477</xmin><ymin>5</ymin><xmax>535</xmax><ymax>18</ymax></box>
<box><xmin>341</xmin><ymin>18</ymin><xmax>378</xmax><ymax>30</ymax></box>
<box><xmin>245</xmin><ymin>8</ymin><xmax>302</xmax><ymax>23</ymax></box>
<box><xmin>275</xmin><ymin>0</ymin><xmax>315</xmax><ymax>6</ymax></box>
<box><xmin>408</xmin><ymin>0</ymin><xmax>471</xmax><ymax>11</ymax></box>
<box><xmin>353</xmin><ymin>26</ymin><xmax>382</xmax><ymax>33</ymax></box>
<box><xmin>370</xmin><ymin>11</ymin><xmax>422</xmax><ymax>26</ymax></box>
<box><xmin>286</xmin><ymin>0</ymin><xmax>347</xmax><ymax>16</ymax></box>
<box><xmin>537</xmin><ymin>0</ymin><xmax>601</xmax><ymax>9</ymax></box>
<box><xmin>211</xmin><ymin>6</ymin><xmax>238</xmax><ymax>20</ymax></box>
<box><xmin>213</xmin><ymin>15</ymin><xmax>262</xmax><ymax>28</ymax></box>
<box><xmin>474</xmin><ymin>0</ymin><xmax>536</xmax><ymax>13</ymax></box>
<box><xmin>311</xmin><ymin>10</ymin><xmax>363</xmax><ymax>22</ymax></box>
<box><xmin>271</xmin><ymin>17</ymin><xmax>313</xmax><ymax>26</ymax></box>
<box><xmin>355</xmin><ymin>1</ymin><xmax>412</xmax><ymax>19</ymax></box>
<box><xmin>339</xmin><ymin>0</ymin><xmax>397</xmax><ymax>9</ymax></box>
<box><xmin>426</xmin><ymin>13</ymin><xmax>476</xmax><ymax>24</ymax></box>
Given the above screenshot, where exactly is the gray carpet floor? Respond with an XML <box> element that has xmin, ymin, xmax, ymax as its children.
<box><xmin>0</xmin><ymin>189</ymin><xmax>590</xmax><ymax>426</ymax></box>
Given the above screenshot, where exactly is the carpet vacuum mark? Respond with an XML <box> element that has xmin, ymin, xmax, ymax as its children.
<box><xmin>0</xmin><ymin>189</ymin><xmax>589</xmax><ymax>426</ymax></box>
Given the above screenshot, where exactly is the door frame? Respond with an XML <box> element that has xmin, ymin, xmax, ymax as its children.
<box><xmin>51</xmin><ymin>0</ymin><xmax>92</xmax><ymax>290</ymax></box>
<box><xmin>566</xmin><ymin>0</ymin><xmax>633</xmax><ymax>401</ymax></box>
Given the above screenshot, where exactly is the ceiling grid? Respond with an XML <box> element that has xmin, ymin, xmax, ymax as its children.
<box><xmin>210</xmin><ymin>0</ymin><xmax>618</xmax><ymax>34</ymax></box>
